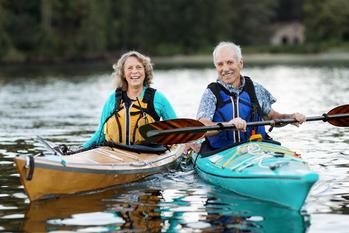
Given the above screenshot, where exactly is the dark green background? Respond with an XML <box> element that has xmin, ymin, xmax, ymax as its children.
<box><xmin>0</xmin><ymin>0</ymin><xmax>348</xmax><ymax>63</ymax></box>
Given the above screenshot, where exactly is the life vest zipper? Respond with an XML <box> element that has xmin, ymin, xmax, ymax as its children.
<box><xmin>125</xmin><ymin>102</ymin><xmax>133</xmax><ymax>145</ymax></box>
<box><xmin>231</xmin><ymin>95</ymin><xmax>241</xmax><ymax>142</ymax></box>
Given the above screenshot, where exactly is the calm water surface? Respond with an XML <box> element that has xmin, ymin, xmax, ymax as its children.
<box><xmin>0</xmin><ymin>64</ymin><xmax>348</xmax><ymax>232</ymax></box>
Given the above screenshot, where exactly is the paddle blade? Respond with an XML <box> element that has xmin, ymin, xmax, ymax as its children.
<box><xmin>327</xmin><ymin>104</ymin><xmax>349</xmax><ymax>127</ymax></box>
<box><xmin>139</xmin><ymin>118</ymin><xmax>205</xmax><ymax>144</ymax></box>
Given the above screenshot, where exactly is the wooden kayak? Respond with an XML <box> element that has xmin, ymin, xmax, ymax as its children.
<box><xmin>14</xmin><ymin>143</ymin><xmax>184</xmax><ymax>201</ymax></box>
<box><xmin>192</xmin><ymin>141</ymin><xmax>319</xmax><ymax>210</ymax></box>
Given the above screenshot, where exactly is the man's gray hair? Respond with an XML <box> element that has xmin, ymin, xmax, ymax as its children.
<box><xmin>213</xmin><ymin>42</ymin><xmax>242</xmax><ymax>65</ymax></box>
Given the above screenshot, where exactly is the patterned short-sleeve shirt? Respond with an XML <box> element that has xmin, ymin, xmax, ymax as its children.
<box><xmin>196</xmin><ymin>76</ymin><xmax>276</xmax><ymax>120</ymax></box>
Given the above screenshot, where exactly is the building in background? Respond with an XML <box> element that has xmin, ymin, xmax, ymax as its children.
<box><xmin>270</xmin><ymin>22</ymin><xmax>305</xmax><ymax>45</ymax></box>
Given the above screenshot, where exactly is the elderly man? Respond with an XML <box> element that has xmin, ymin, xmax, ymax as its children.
<box><xmin>197</xmin><ymin>41</ymin><xmax>305</xmax><ymax>150</ymax></box>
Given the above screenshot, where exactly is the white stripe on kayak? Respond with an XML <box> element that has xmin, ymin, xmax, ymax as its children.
<box><xmin>95</xmin><ymin>149</ymin><xmax>124</xmax><ymax>161</ymax></box>
<box><xmin>109</xmin><ymin>148</ymin><xmax>145</xmax><ymax>162</ymax></box>
<box><xmin>209</xmin><ymin>154</ymin><xmax>224</xmax><ymax>163</ymax></box>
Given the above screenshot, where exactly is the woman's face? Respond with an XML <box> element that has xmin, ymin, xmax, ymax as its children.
<box><xmin>124</xmin><ymin>56</ymin><xmax>145</xmax><ymax>89</ymax></box>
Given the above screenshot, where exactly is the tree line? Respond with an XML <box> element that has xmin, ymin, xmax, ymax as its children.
<box><xmin>0</xmin><ymin>0</ymin><xmax>348</xmax><ymax>63</ymax></box>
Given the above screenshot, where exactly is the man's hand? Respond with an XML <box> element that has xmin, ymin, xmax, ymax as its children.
<box><xmin>290</xmin><ymin>112</ymin><xmax>306</xmax><ymax>127</ymax></box>
<box><xmin>228</xmin><ymin>117</ymin><xmax>247</xmax><ymax>132</ymax></box>
<box><xmin>267</xmin><ymin>109</ymin><xmax>306</xmax><ymax>127</ymax></box>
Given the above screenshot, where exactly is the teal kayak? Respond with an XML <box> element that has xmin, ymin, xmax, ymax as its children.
<box><xmin>192</xmin><ymin>141</ymin><xmax>319</xmax><ymax>210</ymax></box>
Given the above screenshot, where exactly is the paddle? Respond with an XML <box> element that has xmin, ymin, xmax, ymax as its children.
<box><xmin>36</xmin><ymin>136</ymin><xmax>63</xmax><ymax>156</ymax></box>
<box><xmin>139</xmin><ymin>104</ymin><xmax>349</xmax><ymax>145</ymax></box>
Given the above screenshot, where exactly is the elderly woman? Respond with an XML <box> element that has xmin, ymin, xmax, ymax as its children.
<box><xmin>82</xmin><ymin>51</ymin><xmax>176</xmax><ymax>148</ymax></box>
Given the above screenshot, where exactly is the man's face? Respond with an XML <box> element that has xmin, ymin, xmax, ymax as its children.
<box><xmin>215</xmin><ymin>47</ymin><xmax>243</xmax><ymax>87</ymax></box>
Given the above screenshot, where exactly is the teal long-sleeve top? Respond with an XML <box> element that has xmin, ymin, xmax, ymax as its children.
<box><xmin>83</xmin><ymin>87</ymin><xmax>176</xmax><ymax>148</ymax></box>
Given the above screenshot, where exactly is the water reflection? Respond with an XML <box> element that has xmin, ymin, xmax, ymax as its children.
<box><xmin>159</xmin><ymin>186</ymin><xmax>308</xmax><ymax>233</ymax></box>
<box><xmin>21</xmin><ymin>182</ymin><xmax>308</xmax><ymax>233</ymax></box>
<box><xmin>23</xmin><ymin>189</ymin><xmax>124</xmax><ymax>232</ymax></box>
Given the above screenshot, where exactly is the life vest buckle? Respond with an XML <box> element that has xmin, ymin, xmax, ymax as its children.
<box><xmin>249</xmin><ymin>134</ymin><xmax>262</xmax><ymax>142</ymax></box>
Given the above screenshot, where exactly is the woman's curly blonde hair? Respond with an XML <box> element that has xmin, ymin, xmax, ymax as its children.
<box><xmin>112</xmin><ymin>51</ymin><xmax>154</xmax><ymax>91</ymax></box>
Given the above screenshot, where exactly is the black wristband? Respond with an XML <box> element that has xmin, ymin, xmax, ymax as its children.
<box><xmin>216</xmin><ymin>122</ymin><xmax>224</xmax><ymax>129</ymax></box>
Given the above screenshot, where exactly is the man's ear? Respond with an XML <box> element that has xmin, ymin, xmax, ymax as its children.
<box><xmin>239</xmin><ymin>57</ymin><xmax>244</xmax><ymax>69</ymax></box>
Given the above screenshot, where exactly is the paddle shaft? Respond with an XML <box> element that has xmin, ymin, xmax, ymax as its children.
<box><xmin>36</xmin><ymin>136</ymin><xmax>63</xmax><ymax>156</ymax></box>
<box><xmin>146</xmin><ymin>113</ymin><xmax>349</xmax><ymax>138</ymax></box>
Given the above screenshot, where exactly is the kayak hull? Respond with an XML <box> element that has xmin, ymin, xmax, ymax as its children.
<box><xmin>14</xmin><ymin>145</ymin><xmax>184</xmax><ymax>201</ymax></box>
<box><xmin>193</xmin><ymin>142</ymin><xmax>318</xmax><ymax>210</ymax></box>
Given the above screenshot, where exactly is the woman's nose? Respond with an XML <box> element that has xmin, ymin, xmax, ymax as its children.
<box><xmin>130</xmin><ymin>67</ymin><xmax>138</xmax><ymax>73</ymax></box>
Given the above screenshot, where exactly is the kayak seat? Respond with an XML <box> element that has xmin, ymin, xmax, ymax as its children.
<box><xmin>199</xmin><ymin>139</ymin><xmax>281</xmax><ymax>157</ymax></box>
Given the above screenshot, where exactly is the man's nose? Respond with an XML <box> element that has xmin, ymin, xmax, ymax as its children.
<box><xmin>222</xmin><ymin>63</ymin><xmax>230</xmax><ymax>71</ymax></box>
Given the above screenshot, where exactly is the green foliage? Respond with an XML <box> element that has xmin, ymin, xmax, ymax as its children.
<box><xmin>229</xmin><ymin>0</ymin><xmax>278</xmax><ymax>45</ymax></box>
<box><xmin>154</xmin><ymin>43</ymin><xmax>184</xmax><ymax>56</ymax></box>
<box><xmin>272</xmin><ymin>0</ymin><xmax>303</xmax><ymax>22</ymax></box>
<box><xmin>0</xmin><ymin>0</ymin><xmax>348</xmax><ymax>63</ymax></box>
<box><xmin>304</xmin><ymin>0</ymin><xmax>349</xmax><ymax>42</ymax></box>
<box><xmin>0</xmin><ymin>3</ymin><xmax>11</xmax><ymax>58</ymax></box>
<box><xmin>244</xmin><ymin>44</ymin><xmax>324</xmax><ymax>54</ymax></box>
<box><xmin>1</xmin><ymin>0</ymin><xmax>41</xmax><ymax>56</ymax></box>
<box><xmin>76</xmin><ymin>0</ymin><xmax>109</xmax><ymax>54</ymax></box>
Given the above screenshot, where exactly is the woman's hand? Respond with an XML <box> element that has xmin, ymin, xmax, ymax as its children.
<box><xmin>183</xmin><ymin>142</ymin><xmax>201</xmax><ymax>154</ymax></box>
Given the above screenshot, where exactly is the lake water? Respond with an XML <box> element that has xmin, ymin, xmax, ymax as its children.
<box><xmin>0</xmin><ymin>63</ymin><xmax>348</xmax><ymax>232</ymax></box>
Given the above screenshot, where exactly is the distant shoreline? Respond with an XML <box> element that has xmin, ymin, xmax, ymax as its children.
<box><xmin>1</xmin><ymin>53</ymin><xmax>349</xmax><ymax>68</ymax></box>
<box><xmin>153</xmin><ymin>53</ymin><xmax>349</xmax><ymax>66</ymax></box>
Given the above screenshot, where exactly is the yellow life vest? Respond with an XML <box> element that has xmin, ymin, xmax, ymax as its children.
<box><xmin>104</xmin><ymin>88</ymin><xmax>160</xmax><ymax>145</ymax></box>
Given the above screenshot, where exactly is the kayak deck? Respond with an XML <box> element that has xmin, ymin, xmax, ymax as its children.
<box><xmin>193</xmin><ymin>141</ymin><xmax>318</xmax><ymax>210</ymax></box>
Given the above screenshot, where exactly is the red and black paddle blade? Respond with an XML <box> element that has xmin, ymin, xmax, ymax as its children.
<box><xmin>327</xmin><ymin>104</ymin><xmax>349</xmax><ymax>127</ymax></box>
<box><xmin>138</xmin><ymin>104</ymin><xmax>349</xmax><ymax>145</ymax></box>
<box><xmin>139</xmin><ymin>118</ymin><xmax>205</xmax><ymax>144</ymax></box>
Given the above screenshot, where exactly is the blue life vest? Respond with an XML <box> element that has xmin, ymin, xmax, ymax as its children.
<box><xmin>206</xmin><ymin>76</ymin><xmax>266</xmax><ymax>149</ymax></box>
